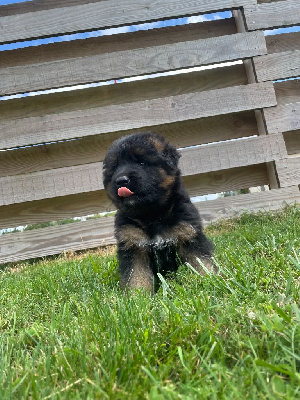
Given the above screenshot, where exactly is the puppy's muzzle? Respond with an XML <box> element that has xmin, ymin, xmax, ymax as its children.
<box><xmin>116</xmin><ymin>175</ymin><xmax>130</xmax><ymax>187</ymax></box>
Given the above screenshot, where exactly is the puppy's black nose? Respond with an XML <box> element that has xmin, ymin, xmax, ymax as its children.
<box><xmin>116</xmin><ymin>176</ymin><xmax>130</xmax><ymax>187</ymax></box>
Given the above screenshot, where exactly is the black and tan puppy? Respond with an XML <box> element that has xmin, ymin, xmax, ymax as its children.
<box><xmin>103</xmin><ymin>132</ymin><xmax>216</xmax><ymax>292</ymax></box>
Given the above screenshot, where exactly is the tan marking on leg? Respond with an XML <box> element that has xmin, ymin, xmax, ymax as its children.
<box><xmin>171</xmin><ymin>221</ymin><xmax>197</xmax><ymax>243</ymax></box>
<box><xmin>116</xmin><ymin>225</ymin><xmax>149</xmax><ymax>249</ymax></box>
<box><xmin>122</xmin><ymin>251</ymin><xmax>154</xmax><ymax>293</ymax></box>
<box><xmin>159</xmin><ymin>221</ymin><xmax>197</xmax><ymax>244</ymax></box>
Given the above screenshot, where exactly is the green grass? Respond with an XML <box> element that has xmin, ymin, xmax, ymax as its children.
<box><xmin>0</xmin><ymin>206</ymin><xmax>300</xmax><ymax>399</ymax></box>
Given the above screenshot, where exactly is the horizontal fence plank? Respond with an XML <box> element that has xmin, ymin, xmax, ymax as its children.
<box><xmin>0</xmin><ymin>0</ymin><xmax>102</xmax><ymax>16</ymax></box>
<box><xmin>0</xmin><ymin>0</ymin><xmax>256</xmax><ymax>44</ymax></box>
<box><xmin>264</xmin><ymin>80</ymin><xmax>300</xmax><ymax>134</ymax></box>
<box><xmin>274</xmin><ymin>80</ymin><xmax>299</xmax><ymax>106</ymax></box>
<box><xmin>0</xmin><ymin>218</ymin><xmax>116</xmax><ymax>264</ymax></box>
<box><xmin>266</xmin><ymin>32</ymin><xmax>300</xmax><ymax>54</ymax></box>
<box><xmin>197</xmin><ymin>186</ymin><xmax>300</xmax><ymax>223</ymax></box>
<box><xmin>0</xmin><ymin>134</ymin><xmax>287</xmax><ymax>207</ymax></box>
<box><xmin>264</xmin><ymin>103</ymin><xmax>300</xmax><ymax>134</ymax></box>
<box><xmin>1</xmin><ymin>18</ymin><xmax>236</xmax><ymax>69</ymax></box>
<box><xmin>284</xmin><ymin>129</ymin><xmax>300</xmax><ymax>155</ymax></box>
<box><xmin>0</xmin><ymin>162</ymin><xmax>103</xmax><ymax>206</ymax></box>
<box><xmin>0</xmin><ymin>63</ymin><xmax>246</xmax><ymax>122</ymax></box>
<box><xmin>184</xmin><ymin>164</ymin><xmax>269</xmax><ymax>198</ymax></box>
<box><xmin>0</xmin><ymin>191</ymin><xmax>112</xmax><ymax>231</ymax></box>
<box><xmin>276</xmin><ymin>157</ymin><xmax>300</xmax><ymax>187</ymax></box>
<box><xmin>1</xmin><ymin>17</ymin><xmax>237</xmax><ymax>89</ymax></box>
<box><xmin>257</xmin><ymin>0</ymin><xmax>286</xmax><ymax>3</ymax></box>
<box><xmin>0</xmin><ymin>82</ymin><xmax>277</xmax><ymax>149</ymax></box>
<box><xmin>179</xmin><ymin>133</ymin><xmax>287</xmax><ymax>176</ymax></box>
<box><xmin>0</xmin><ymin>31</ymin><xmax>266</xmax><ymax>96</ymax></box>
<box><xmin>0</xmin><ymin>164</ymin><xmax>269</xmax><ymax>230</ymax></box>
<box><xmin>244</xmin><ymin>0</ymin><xmax>300</xmax><ymax>30</ymax></box>
<box><xmin>0</xmin><ymin>111</ymin><xmax>257</xmax><ymax>178</ymax></box>
<box><xmin>1</xmin><ymin>186</ymin><xmax>299</xmax><ymax>264</ymax></box>
<box><xmin>253</xmin><ymin>50</ymin><xmax>300</xmax><ymax>82</ymax></box>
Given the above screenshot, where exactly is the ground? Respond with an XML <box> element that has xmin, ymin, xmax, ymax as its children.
<box><xmin>0</xmin><ymin>205</ymin><xmax>299</xmax><ymax>399</ymax></box>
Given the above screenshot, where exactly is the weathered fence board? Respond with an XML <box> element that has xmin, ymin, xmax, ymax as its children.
<box><xmin>183</xmin><ymin>164</ymin><xmax>269</xmax><ymax>198</ymax></box>
<box><xmin>274</xmin><ymin>80</ymin><xmax>300</xmax><ymax>106</ymax></box>
<box><xmin>0</xmin><ymin>111</ymin><xmax>256</xmax><ymax>178</ymax></box>
<box><xmin>263</xmin><ymin>79</ymin><xmax>299</xmax><ymax>134</ymax></box>
<box><xmin>284</xmin><ymin>130</ymin><xmax>300</xmax><ymax>155</ymax></box>
<box><xmin>0</xmin><ymin>63</ymin><xmax>247</xmax><ymax>121</ymax></box>
<box><xmin>179</xmin><ymin>133</ymin><xmax>286</xmax><ymax>176</ymax></box>
<box><xmin>0</xmin><ymin>218</ymin><xmax>116</xmax><ymax>264</ymax></box>
<box><xmin>0</xmin><ymin>163</ymin><xmax>103</xmax><ymax>207</ymax></box>
<box><xmin>1</xmin><ymin>18</ymin><xmax>236</xmax><ymax>68</ymax></box>
<box><xmin>0</xmin><ymin>82</ymin><xmax>276</xmax><ymax>149</ymax></box>
<box><xmin>198</xmin><ymin>186</ymin><xmax>300</xmax><ymax>222</ymax></box>
<box><xmin>264</xmin><ymin>103</ymin><xmax>300</xmax><ymax>134</ymax></box>
<box><xmin>0</xmin><ymin>164</ymin><xmax>269</xmax><ymax>230</ymax></box>
<box><xmin>0</xmin><ymin>31</ymin><xmax>266</xmax><ymax>96</ymax></box>
<box><xmin>0</xmin><ymin>0</ymin><xmax>256</xmax><ymax>43</ymax></box>
<box><xmin>266</xmin><ymin>32</ymin><xmax>300</xmax><ymax>54</ymax></box>
<box><xmin>0</xmin><ymin>0</ymin><xmax>102</xmax><ymax>16</ymax></box>
<box><xmin>1</xmin><ymin>186</ymin><xmax>299</xmax><ymax>264</ymax></box>
<box><xmin>244</xmin><ymin>0</ymin><xmax>300</xmax><ymax>30</ymax></box>
<box><xmin>276</xmin><ymin>157</ymin><xmax>300</xmax><ymax>187</ymax></box>
<box><xmin>0</xmin><ymin>134</ymin><xmax>287</xmax><ymax>207</ymax></box>
<box><xmin>253</xmin><ymin>51</ymin><xmax>300</xmax><ymax>82</ymax></box>
<box><xmin>0</xmin><ymin>191</ymin><xmax>110</xmax><ymax>231</ymax></box>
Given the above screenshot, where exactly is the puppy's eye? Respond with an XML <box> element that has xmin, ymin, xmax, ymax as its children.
<box><xmin>140</xmin><ymin>162</ymin><xmax>145</xmax><ymax>166</ymax></box>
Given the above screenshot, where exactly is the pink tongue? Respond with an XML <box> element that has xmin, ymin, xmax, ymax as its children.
<box><xmin>118</xmin><ymin>187</ymin><xmax>134</xmax><ymax>198</ymax></box>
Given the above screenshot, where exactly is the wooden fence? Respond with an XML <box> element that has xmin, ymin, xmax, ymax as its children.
<box><xmin>0</xmin><ymin>0</ymin><xmax>299</xmax><ymax>264</ymax></box>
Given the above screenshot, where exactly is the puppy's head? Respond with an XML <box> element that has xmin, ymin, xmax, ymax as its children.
<box><xmin>103</xmin><ymin>132</ymin><xmax>181</xmax><ymax>217</ymax></box>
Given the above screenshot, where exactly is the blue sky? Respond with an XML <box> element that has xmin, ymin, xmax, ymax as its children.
<box><xmin>0</xmin><ymin>0</ymin><xmax>31</xmax><ymax>3</ymax></box>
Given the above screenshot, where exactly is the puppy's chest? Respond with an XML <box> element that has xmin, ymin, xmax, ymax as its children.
<box><xmin>136</xmin><ymin>230</ymin><xmax>179</xmax><ymax>273</ymax></box>
<box><xmin>118</xmin><ymin>221</ymin><xmax>196</xmax><ymax>250</ymax></box>
<box><xmin>149</xmin><ymin>244</ymin><xmax>179</xmax><ymax>274</ymax></box>
<box><xmin>139</xmin><ymin>234</ymin><xmax>177</xmax><ymax>250</ymax></box>
<box><xmin>118</xmin><ymin>221</ymin><xmax>197</xmax><ymax>274</ymax></box>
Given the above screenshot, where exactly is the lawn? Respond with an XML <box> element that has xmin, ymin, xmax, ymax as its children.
<box><xmin>0</xmin><ymin>206</ymin><xmax>299</xmax><ymax>399</ymax></box>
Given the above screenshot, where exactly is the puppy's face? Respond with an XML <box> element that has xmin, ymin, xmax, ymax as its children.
<box><xmin>103</xmin><ymin>132</ymin><xmax>180</xmax><ymax>217</ymax></box>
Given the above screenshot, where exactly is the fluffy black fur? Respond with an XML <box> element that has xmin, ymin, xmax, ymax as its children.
<box><xmin>103</xmin><ymin>132</ymin><xmax>215</xmax><ymax>291</ymax></box>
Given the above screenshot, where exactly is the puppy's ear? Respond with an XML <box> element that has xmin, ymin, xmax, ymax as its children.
<box><xmin>162</xmin><ymin>143</ymin><xmax>181</xmax><ymax>168</ymax></box>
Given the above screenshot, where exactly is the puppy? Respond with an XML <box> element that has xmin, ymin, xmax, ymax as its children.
<box><xmin>103</xmin><ymin>132</ymin><xmax>216</xmax><ymax>292</ymax></box>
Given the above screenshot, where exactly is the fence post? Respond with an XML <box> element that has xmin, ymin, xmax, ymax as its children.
<box><xmin>233</xmin><ymin>9</ymin><xmax>280</xmax><ymax>190</ymax></box>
